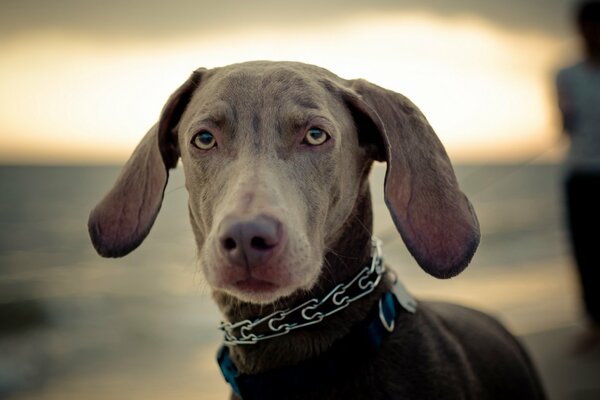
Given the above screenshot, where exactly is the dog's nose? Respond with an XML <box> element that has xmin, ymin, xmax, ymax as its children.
<box><xmin>218</xmin><ymin>215</ymin><xmax>283</xmax><ymax>268</ymax></box>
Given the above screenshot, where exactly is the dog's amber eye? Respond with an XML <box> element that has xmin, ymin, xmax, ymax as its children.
<box><xmin>303</xmin><ymin>127</ymin><xmax>329</xmax><ymax>146</ymax></box>
<box><xmin>192</xmin><ymin>130</ymin><xmax>217</xmax><ymax>150</ymax></box>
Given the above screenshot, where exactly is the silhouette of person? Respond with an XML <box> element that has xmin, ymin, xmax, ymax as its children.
<box><xmin>556</xmin><ymin>1</ymin><xmax>600</xmax><ymax>327</ymax></box>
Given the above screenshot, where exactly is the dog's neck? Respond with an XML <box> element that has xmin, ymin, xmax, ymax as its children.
<box><xmin>213</xmin><ymin>185</ymin><xmax>390</xmax><ymax>374</ymax></box>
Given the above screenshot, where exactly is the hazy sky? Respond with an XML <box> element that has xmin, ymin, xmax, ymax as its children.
<box><xmin>0</xmin><ymin>0</ymin><xmax>575</xmax><ymax>39</ymax></box>
<box><xmin>0</xmin><ymin>0</ymin><xmax>583</xmax><ymax>163</ymax></box>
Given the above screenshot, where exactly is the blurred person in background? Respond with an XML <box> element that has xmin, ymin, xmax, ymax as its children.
<box><xmin>556</xmin><ymin>1</ymin><xmax>600</xmax><ymax>331</ymax></box>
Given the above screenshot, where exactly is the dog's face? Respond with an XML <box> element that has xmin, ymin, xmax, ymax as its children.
<box><xmin>88</xmin><ymin>61</ymin><xmax>480</xmax><ymax>306</ymax></box>
<box><xmin>177</xmin><ymin>64</ymin><xmax>371</xmax><ymax>303</ymax></box>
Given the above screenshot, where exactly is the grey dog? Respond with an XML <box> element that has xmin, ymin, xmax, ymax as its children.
<box><xmin>89</xmin><ymin>61</ymin><xmax>546</xmax><ymax>399</ymax></box>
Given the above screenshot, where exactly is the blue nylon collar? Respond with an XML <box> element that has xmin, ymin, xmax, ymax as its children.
<box><xmin>217</xmin><ymin>288</ymin><xmax>414</xmax><ymax>400</ymax></box>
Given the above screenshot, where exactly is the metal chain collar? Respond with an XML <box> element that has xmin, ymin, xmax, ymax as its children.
<box><xmin>219</xmin><ymin>238</ymin><xmax>385</xmax><ymax>345</ymax></box>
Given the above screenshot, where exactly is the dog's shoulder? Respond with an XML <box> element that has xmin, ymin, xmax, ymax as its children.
<box><xmin>377</xmin><ymin>300</ymin><xmax>545</xmax><ymax>399</ymax></box>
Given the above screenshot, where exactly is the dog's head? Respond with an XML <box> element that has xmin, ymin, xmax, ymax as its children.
<box><xmin>88</xmin><ymin>61</ymin><xmax>479</xmax><ymax>304</ymax></box>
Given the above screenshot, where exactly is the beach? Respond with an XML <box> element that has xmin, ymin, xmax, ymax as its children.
<box><xmin>1</xmin><ymin>163</ymin><xmax>598</xmax><ymax>399</ymax></box>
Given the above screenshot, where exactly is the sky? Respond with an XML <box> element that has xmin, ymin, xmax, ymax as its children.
<box><xmin>0</xmin><ymin>0</ymin><xmax>583</xmax><ymax>163</ymax></box>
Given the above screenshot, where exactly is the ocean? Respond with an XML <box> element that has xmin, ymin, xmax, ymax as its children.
<box><xmin>0</xmin><ymin>163</ymin><xmax>574</xmax><ymax>399</ymax></box>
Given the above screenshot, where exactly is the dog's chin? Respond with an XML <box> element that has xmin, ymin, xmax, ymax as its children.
<box><xmin>208</xmin><ymin>266</ymin><xmax>320</xmax><ymax>305</ymax></box>
<box><xmin>223</xmin><ymin>278</ymin><xmax>300</xmax><ymax>304</ymax></box>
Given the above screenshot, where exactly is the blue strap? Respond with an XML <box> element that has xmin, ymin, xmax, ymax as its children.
<box><xmin>368</xmin><ymin>291</ymin><xmax>397</xmax><ymax>348</ymax></box>
<box><xmin>217</xmin><ymin>290</ymin><xmax>413</xmax><ymax>399</ymax></box>
<box><xmin>217</xmin><ymin>346</ymin><xmax>242</xmax><ymax>397</ymax></box>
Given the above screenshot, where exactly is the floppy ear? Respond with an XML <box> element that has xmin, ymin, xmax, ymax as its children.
<box><xmin>344</xmin><ymin>79</ymin><xmax>480</xmax><ymax>278</ymax></box>
<box><xmin>88</xmin><ymin>69</ymin><xmax>205</xmax><ymax>257</ymax></box>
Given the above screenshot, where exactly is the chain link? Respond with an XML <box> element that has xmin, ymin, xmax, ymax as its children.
<box><xmin>219</xmin><ymin>238</ymin><xmax>385</xmax><ymax>345</ymax></box>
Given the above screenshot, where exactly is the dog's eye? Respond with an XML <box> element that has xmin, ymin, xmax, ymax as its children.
<box><xmin>192</xmin><ymin>130</ymin><xmax>217</xmax><ymax>150</ymax></box>
<box><xmin>303</xmin><ymin>127</ymin><xmax>330</xmax><ymax>146</ymax></box>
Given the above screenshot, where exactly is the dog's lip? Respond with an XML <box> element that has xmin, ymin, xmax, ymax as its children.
<box><xmin>233</xmin><ymin>277</ymin><xmax>279</xmax><ymax>293</ymax></box>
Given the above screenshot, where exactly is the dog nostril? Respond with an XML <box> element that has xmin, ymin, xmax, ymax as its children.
<box><xmin>223</xmin><ymin>238</ymin><xmax>237</xmax><ymax>251</ymax></box>
<box><xmin>250</xmin><ymin>236</ymin><xmax>272</xmax><ymax>250</ymax></box>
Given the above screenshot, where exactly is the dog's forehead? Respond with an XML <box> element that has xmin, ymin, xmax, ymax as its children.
<box><xmin>197</xmin><ymin>62</ymin><xmax>340</xmax><ymax>110</ymax></box>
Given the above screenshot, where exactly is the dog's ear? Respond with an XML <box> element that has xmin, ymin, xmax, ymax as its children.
<box><xmin>88</xmin><ymin>69</ymin><xmax>205</xmax><ymax>257</ymax></box>
<box><xmin>343</xmin><ymin>79</ymin><xmax>479</xmax><ymax>278</ymax></box>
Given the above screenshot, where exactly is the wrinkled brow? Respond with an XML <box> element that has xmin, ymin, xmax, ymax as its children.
<box><xmin>282</xmin><ymin>106</ymin><xmax>336</xmax><ymax>133</ymax></box>
<box><xmin>189</xmin><ymin>101</ymin><xmax>236</xmax><ymax>131</ymax></box>
<box><xmin>289</xmin><ymin>94</ymin><xmax>320</xmax><ymax>111</ymax></box>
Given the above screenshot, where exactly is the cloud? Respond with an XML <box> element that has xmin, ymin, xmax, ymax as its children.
<box><xmin>0</xmin><ymin>0</ymin><xmax>578</xmax><ymax>41</ymax></box>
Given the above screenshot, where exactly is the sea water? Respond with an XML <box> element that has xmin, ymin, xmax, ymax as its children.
<box><xmin>0</xmin><ymin>163</ymin><xmax>570</xmax><ymax>399</ymax></box>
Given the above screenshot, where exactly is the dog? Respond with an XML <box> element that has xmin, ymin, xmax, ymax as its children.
<box><xmin>88</xmin><ymin>61</ymin><xmax>546</xmax><ymax>399</ymax></box>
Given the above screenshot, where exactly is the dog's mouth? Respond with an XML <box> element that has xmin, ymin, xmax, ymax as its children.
<box><xmin>234</xmin><ymin>277</ymin><xmax>279</xmax><ymax>294</ymax></box>
<box><xmin>204</xmin><ymin>231</ymin><xmax>322</xmax><ymax>304</ymax></box>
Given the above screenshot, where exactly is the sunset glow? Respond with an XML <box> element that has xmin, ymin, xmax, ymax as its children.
<box><xmin>0</xmin><ymin>13</ymin><xmax>573</xmax><ymax>163</ymax></box>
